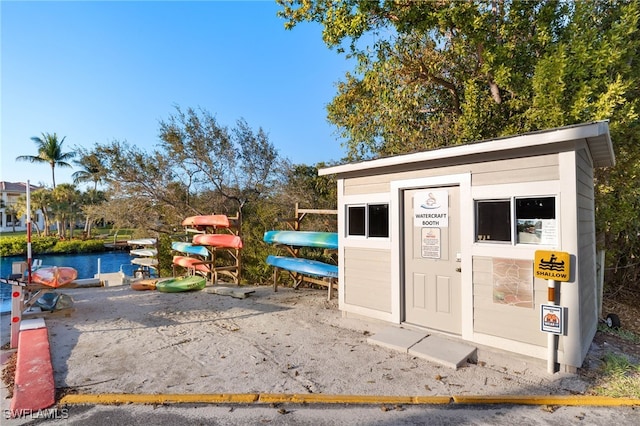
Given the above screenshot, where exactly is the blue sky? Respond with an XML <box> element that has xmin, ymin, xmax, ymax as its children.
<box><xmin>1</xmin><ymin>1</ymin><xmax>354</xmax><ymax>188</ymax></box>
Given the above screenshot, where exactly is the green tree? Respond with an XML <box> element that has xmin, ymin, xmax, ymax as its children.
<box><xmin>78</xmin><ymin>188</ymin><xmax>107</xmax><ymax>237</ymax></box>
<box><xmin>92</xmin><ymin>140</ymin><xmax>181</xmax><ymax>234</ymax></box>
<box><xmin>284</xmin><ymin>164</ymin><xmax>337</xmax><ymax>211</ymax></box>
<box><xmin>1</xmin><ymin>200</ymin><xmax>20</xmax><ymax>232</ymax></box>
<box><xmin>29</xmin><ymin>189</ymin><xmax>54</xmax><ymax>236</ymax></box>
<box><xmin>14</xmin><ymin>194</ymin><xmax>39</xmax><ymax>236</ymax></box>
<box><xmin>72</xmin><ymin>148</ymin><xmax>108</xmax><ymax>191</ymax></box>
<box><xmin>278</xmin><ymin>0</ymin><xmax>640</xmax><ymax>292</ymax></box>
<box><xmin>16</xmin><ymin>132</ymin><xmax>75</xmax><ymax>188</ymax></box>
<box><xmin>158</xmin><ymin>106</ymin><xmax>285</xmax><ymax>232</ymax></box>
<box><xmin>88</xmin><ymin>107</ymin><xmax>289</xmax><ymax>283</ymax></box>
<box><xmin>50</xmin><ymin>183</ymin><xmax>81</xmax><ymax>239</ymax></box>
<box><xmin>278</xmin><ymin>0</ymin><xmax>570</xmax><ymax>159</ymax></box>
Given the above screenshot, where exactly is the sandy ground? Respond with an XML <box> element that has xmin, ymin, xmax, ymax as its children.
<box><xmin>1</xmin><ymin>283</ymin><xmax>598</xmax><ymax>405</ymax></box>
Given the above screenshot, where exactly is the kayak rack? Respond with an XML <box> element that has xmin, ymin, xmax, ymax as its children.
<box><xmin>171</xmin><ymin>213</ymin><xmax>243</xmax><ymax>285</ymax></box>
<box><xmin>265</xmin><ymin>203</ymin><xmax>338</xmax><ymax>300</ymax></box>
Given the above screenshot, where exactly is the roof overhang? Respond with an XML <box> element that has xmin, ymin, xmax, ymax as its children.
<box><xmin>319</xmin><ymin>121</ymin><xmax>615</xmax><ymax>176</ymax></box>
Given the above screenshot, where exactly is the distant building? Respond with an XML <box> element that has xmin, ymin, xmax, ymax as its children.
<box><xmin>0</xmin><ymin>181</ymin><xmax>45</xmax><ymax>233</ymax></box>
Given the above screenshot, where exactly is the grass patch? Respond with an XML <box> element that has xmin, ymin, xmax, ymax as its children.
<box><xmin>597</xmin><ymin>323</ymin><xmax>640</xmax><ymax>344</ymax></box>
<box><xmin>590</xmin><ymin>352</ymin><xmax>640</xmax><ymax>398</ymax></box>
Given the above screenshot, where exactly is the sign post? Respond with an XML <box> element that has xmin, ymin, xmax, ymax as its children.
<box><xmin>535</xmin><ymin>250</ymin><xmax>571</xmax><ymax>374</ymax></box>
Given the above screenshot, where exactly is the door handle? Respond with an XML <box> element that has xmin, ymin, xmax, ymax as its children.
<box><xmin>456</xmin><ymin>267</ymin><xmax>462</xmax><ymax>272</ymax></box>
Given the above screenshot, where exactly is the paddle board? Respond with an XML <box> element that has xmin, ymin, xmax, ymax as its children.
<box><xmin>172</xmin><ymin>256</ymin><xmax>211</xmax><ymax>273</ymax></box>
<box><xmin>192</xmin><ymin>234</ymin><xmax>243</xmax><ymax>249</ymax></box>
<box><xmin>266</xmin><ymin>255</ymin><xmax>338</xmax><ymax>278</ymax></box>
<box><xmin>31</xmin><ymin>266</ymin><xmax>78</xmax><ymax>288</ymax></box>
<box><xmin>182</xmin><ymin>215</ymin><xmax>230</xmax><ymax>229</ymax></box>
<box><xmin>127</xmin><ymin>238</ymin><xmax>156</xmax><ymax>246</ymax></box>
<box><xmin>129</xmin><ymin>248</ymin><xmax>158</xmax><ymax>257</ymax></box>
<box><xmin>156</xmin><ymin>275</ymin><xmax>206</xmax><ymax>293</ymax></box>
<box><xmin>263</xmin><ymin>231</ymin><xmax>338</xmax><ymax>249</ymax></box>
<box><xmin>171</xmin><ymin>241</ymin><xmax>210</xmax><ymax>257</ymax></box>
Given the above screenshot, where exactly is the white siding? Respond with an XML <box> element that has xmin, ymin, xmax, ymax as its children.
<box><xmin>472</xmin><ymin>256</ymin><xmax>549</xmax><ymax>346</ymax></box>
<box><xmin>343</xmin><ymin>154</ymin><xmax>559</xmax><ymax>196</ymax></box>
<box><xmin>576</xmin><ymin>148</ymin><xmax>598</xmax><ymax>360</ymax></box>
<box><xmin>343</xmin><ymin>247</ymin><xmax>392</xmax><ymax>313</ymax></box>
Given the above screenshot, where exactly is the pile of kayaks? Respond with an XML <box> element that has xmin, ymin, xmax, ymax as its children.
<box><xmin>131</xmin><ymin>276</ymin><xmax>206</xmax><ymax>293</ymax></box>
<box><xmin>127</xmin><ymin>238</ymin><xmax>159</xmax><ymax>277</ymax></box>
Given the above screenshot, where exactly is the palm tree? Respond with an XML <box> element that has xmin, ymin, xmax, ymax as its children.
<box><xmin>79</xmin><ymin>188</ymin><xmax>106</xmax><ymax>237</ymax></box>
<box><xmin>30</xmin><ymin>189</ymin><xmax>54</xmax><ymax>236</ymax></box>
<box><xmin>0</xmin><ymin>200</ymin><xmax>19</xmax><ymax>232</ymax></box>
<box><xmin>72</xmin><ymin>152</ymin><xmax>107</xmax><ymax>190</ymax></box>
<box><xmin>51</xmin><ymin>183</ymin><xmax>80</xmax><ymax>239</ymax></box>
<box><xmin>16</xmin><ymin>132</ymin><xmax>75</xmax><ymax>188</ymax></box>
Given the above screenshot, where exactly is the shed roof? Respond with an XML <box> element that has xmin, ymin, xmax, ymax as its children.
<box><xmin>319</xmin><ymin>121</ymin><xmax>615</xmax><ymax>176</ymax></box>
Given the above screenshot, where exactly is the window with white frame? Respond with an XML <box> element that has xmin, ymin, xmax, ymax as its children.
<box><xmin>347</xmin><ymin>203</ymin><xmax>389</xmax><ymax>238</ymax></box>
<box><xmin>476</xmin><ymin>200</ymin><xmax>511</xmax><ymax>242</ymax></box>
<box><xmin>475</xmin><ymin>196</ymin><xmax>557</xmax><ymax>245</ymax></box>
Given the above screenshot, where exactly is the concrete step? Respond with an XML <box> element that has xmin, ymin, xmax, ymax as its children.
<box><xmin>367</xmin><ymin>326</ymin><xmax>477</xmax><ymax>370</ymax></box>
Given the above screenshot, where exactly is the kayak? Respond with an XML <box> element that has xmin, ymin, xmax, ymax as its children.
<box><xmin>266</xmin><ymin>255</ymin><xmax>338</xmax><ymax>279</ymax></box>
<box><xmin>131</xmin><ymin>257</ymin><xmax>159</xmax><ymax>267</ymax></box>
<box><xmin>263</xmin><ymin>231</ymin><xmax>338</xmax><ymax>249</ymax></box>
<box><xmin>127</xmin><ymin>238</ymin><xmax>156</xmax><ymax>246</ymax></box>
<box><xmin>156</xmin><ymin>276</ymin><xmax>206</xmax><ymax>293</ymax></box>
<box><xmin>130</xmin><ymin>248</ymin><xmax>158</xmax><ymax>257</ymax></box>
<box><xmin>31</xmin><ymin>266</ymin><xmax>78</xmax><ymax>288</ymax></box>
<box><xmin>182</xmin><ymin>215</ymin><xmax>230</xmax><ymax>229</ymax></box>
<box><xmin>192</xmin><ymin>234</ymin><xmax>243</xmax><ymax>249</ymax></box>
<box><xmin>172</xmin><ymin>255</ymin><xmax>212</xmax><ymax>274</ymax></box>
<box><xmin>131</xmin><ymin>279</ymin><xmax>158</xmax><ymax>291</ymax></box>
<box><xmin>171</xmin><ymin>241</ymin><xmax>210</xmax><ymax>257</ymax></box>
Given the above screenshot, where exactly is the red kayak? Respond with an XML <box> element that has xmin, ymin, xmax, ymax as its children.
<box><xmin>181</xmin><ymin>215</ymin><xmax>230</xmax><ymax>229</ymax></box>
<box><xmin>31</xmin><ymin>266</ymin><xmax>78</xmax><ymax>288</ymax></box>
<box><xmin>192</xmin><ymin>234</ymin><xmax>243</xmax><ymax>249</ymax></box>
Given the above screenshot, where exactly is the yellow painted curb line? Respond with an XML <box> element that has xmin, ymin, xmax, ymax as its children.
<box><xmin>60</xmin><ymin>393</ymin><xmax>259</xmax><ymax>405</ymax></box>
<box><xmin>59</xmin><ymin>393</ymin><xmax>640</xmax><ymax>407</ymax></box>
<box><xmin>257</xmin><ymin>394</ymin><xmax>451</xmax><ymax>405</ymax></box>
<box><xmin>453</xmin><ymin>395</ymin><xmax>640</xmax><ymax>406</ymax></box>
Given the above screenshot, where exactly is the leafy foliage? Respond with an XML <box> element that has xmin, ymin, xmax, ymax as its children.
<box><xmin>278</xmin><ymin>0</ymin><xmax>640</xmax><ymax>293</ymax></box>
<box><xmin>0</xmin><ymin>236</ymin><xmax>105</xmax><ymax>257</ymax></box>
<box><xmin>158</xmin><ymin>107</ymin><xmax>285</xmax><ymax>220</ymax></box>
<box><xmin>83</xmin><ymin>106</ymin><xmax>329</xmax><ymax>284</ymax></box>
<box><xmin>72</xmin><ymin>148</ymin><xmax>108</xmax><ymax>191</ymax></box>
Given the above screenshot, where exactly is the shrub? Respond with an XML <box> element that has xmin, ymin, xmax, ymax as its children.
<box><xmin>31</xmin><ymin>237</ymin><xmax>59</xmax><ymax>254</ymax></box>
<box><xmin>0</xmin><ymin>236</ymin><xmax>107</xmax><ymax>256</ymax></box>
<box><xmin>49</xmin><ymin>239</ymin><xmax>107</xmax><ymax>254</ymax></box>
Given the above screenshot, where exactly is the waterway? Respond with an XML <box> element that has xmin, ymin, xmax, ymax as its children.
<box><xmin>1</xmin><ymin>251</ymin><xmax>137</xmax><ymax>314</ymax></box>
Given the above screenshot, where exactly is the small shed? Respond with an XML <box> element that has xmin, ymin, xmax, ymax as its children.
<box><xmin>319</xmin><ymin>121</ymin><xmax>615</xmax><ymax>372</ymax></box>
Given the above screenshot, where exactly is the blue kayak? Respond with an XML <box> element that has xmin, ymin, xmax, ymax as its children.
<box><xmin>263</xmin><ymin>231</ymin><xmax>338</xmax><ymax>249</ymax></box>
<box><xmin>171</xmin><ymin>241</ymin><xmax>210</xmax><ymax>258</ymax></box>
<box><xmin>266</xmin><ymin>255</ymin><xmax>338</xmax><ymax>278</ymax></box>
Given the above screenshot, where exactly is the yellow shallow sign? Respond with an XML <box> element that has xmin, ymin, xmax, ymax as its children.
<box><xmin>534</xmin><ymin>250</ymin><xmax>571</xmax><ymax>282</ymax></box>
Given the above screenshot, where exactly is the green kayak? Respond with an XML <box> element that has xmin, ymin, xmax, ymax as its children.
<box><xmin>156</xmin><ymin>276</ymin><xmax>206</xmax><ymax>293</ymax></box>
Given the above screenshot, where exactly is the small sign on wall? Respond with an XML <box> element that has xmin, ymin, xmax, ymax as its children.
<box><xmin>541</xmin><ymin>304</ymin><xmax>565</xmax><ymax>334</ymax></box>
<box><xmin>534</xmin><ymin>250</ymin><xmax>571</xmax><ymax>281</ymax></box>
<box><xmin>421</xmin><ymin>228</ymin><xmax>441</xmax><ymax>258</ymax></box>
<box><xmin>414</xmin><ymin>190</ymin><xmax>449</xmax><ymax>227</ymax></box>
